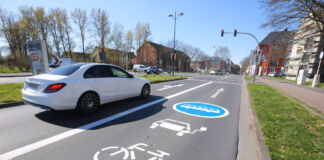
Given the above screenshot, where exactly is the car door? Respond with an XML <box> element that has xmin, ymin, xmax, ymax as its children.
<box><xmin>110</xmin><ymin>66</ymin><xmax>139</xmax><ymax>99</ymax></box>
<box><xmin>83</xmin><ymin>65</ymin><xmax>119</xmax><ymax>104</ymax></box>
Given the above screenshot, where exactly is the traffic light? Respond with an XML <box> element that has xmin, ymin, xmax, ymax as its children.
<box><xmin>234</xmin><ymin>29</ymin><xmax>237</xmax><ymax>37</ymax></box>
<box><xmin>221</xmin><ymin>29</ymin><xmax>224</xmax><ymax>37</ymax></box>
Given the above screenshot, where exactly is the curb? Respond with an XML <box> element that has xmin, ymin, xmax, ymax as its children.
<box><xmin>237</xmin><ymin>79</ymin><xmax>271</xmax><ymax>160</ymax></box>
<box><xmin>0</xmin><ymin>73</ymin><xmax>32</xmax><ymax>77</ymax></box>
<box><xmin>0</xmin><ymin>101</ymin><xmax>24</xmax><ymax>109</ymax></box>
<box><xmin>149</xmin><ymin>78</ymin><xmax>187</xmax><ymax>84</ymax></box>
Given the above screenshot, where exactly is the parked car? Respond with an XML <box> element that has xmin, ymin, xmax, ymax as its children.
<box><xmin>274</xmin><ymin>72</ymin><xmax>282</xmax><ymax>77</ymax></box>
<box><xmin>133</xmin><ymin>64</ymin><xmax>148</xmax><ymax>72</ymax></box>
<box><xmin>146</xmin><ymin>66</ymin><xmax>160</xmax><ymax>74</ymax></box>
<box><xmin>209</xmin><ymin>70</ymin><xmax>216</xmax><ymax>75</ymax></box>
<box><xmin>210</xmin><ymin>70</ymin><xmax>223</xmax><ymax>75</ymax></box>
<box><xmin>22</xmin><ymin>63</ymin><xmax>150</xmax><ymax>114</ymax></box>
<box><xmin>49</xmin><ymin>57</ymin><xmax>76</xmax><ymax>68</ymax></box>
<box><xmin>268</xmin><ymin>72</ymin><xmax>276</xmax><ymax>77</ymax></box>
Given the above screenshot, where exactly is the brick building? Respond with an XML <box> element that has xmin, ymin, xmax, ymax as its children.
<box><xmin>258</xmin><ymin>30</ymin><xmax>294</xmax><ymax>75</ymax></box>
<box><xmin>136</xmin><ymin>41</ymin><xmax>190</xmax><ymax>72</ymax></box>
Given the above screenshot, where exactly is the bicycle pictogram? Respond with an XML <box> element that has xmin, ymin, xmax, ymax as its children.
<box><xmin>93</xmin><ymin>143</ymin><xmax>170</xmax><ymax>160</ymax></box>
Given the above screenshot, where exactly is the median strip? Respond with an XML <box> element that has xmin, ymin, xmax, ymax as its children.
<box><xmin>247</xmin><ymin>83</ymin><xmax>324</xmax><ymax>159</ymax></box>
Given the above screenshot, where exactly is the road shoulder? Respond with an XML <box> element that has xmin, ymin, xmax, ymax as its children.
<box><xmin>237</xmin><ymin>79</ymin><xmax>271</xmax><ymax>160</ymax></box>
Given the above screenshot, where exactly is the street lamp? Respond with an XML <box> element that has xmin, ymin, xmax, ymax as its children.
<box><xmin>168</xmin><ymin>11</ymin><xmax>183</xmax><ymax>76</ymax></box>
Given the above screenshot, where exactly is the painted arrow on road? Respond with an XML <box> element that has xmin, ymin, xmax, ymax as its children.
<box><xmin>211</xmin><ymin>88</ymin><xmax>224</xmax><ymax>98</ymax></box>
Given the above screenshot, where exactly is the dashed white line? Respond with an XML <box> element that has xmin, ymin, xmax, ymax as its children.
<box><xmin>0</xmin><ymin>81</ymin><xmax>213</xmax><ymax>160</ymax></box>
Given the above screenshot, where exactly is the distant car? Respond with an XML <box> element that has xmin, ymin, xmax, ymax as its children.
<box><xmin>274</xmin><ymin>72</ymin><xmax>282</xmax><ymax>77</ymax></box>
<box><xmin>268</xmin><ymin>72</ymin><xmax>276</xmax><ymax>77</ymax></box>
<box><xmin>22</xmin><ymin>63</ymin><xmax>150</xmax><ymax>114</ymax></box>
<box><xmin>209</xmin><ymin>70</ymin><xmax>216</xmax><ymax>75</ymax></box>
<box><xmin>146</xmin><ymin>66</ymin><xmax>160</xmax><ymax>74</ymax></box>
<box><xmin>158</xmin><ymin>68</ymin><xmax>164</xmax><ymax>73</ymax></box>
<box><xmin>133</xmin><ymin>64</ymin><xmax>148</xmax><ymax>72</ymax></box>
<box><xmin>49</xmin><ymin>57</ymin><xmax>76</xmax><ymax>68</ymax></box>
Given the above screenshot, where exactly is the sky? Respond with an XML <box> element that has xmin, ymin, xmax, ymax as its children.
<box><xmin>0</xmin><ymin>0</ymin><xmax>282</xmax><ymax>65</ymax></box>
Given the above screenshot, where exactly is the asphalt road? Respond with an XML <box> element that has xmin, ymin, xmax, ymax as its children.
<box><xmin>0</xmin><ymin>73</ymin><xmax>242</xmax><ymax>160</ymax></box>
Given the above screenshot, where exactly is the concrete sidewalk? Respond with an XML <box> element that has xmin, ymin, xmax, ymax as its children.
<box><xmin>258</xmin><ymin>77</ymin><xmax>324</xmax><ymax>113</ymax></box>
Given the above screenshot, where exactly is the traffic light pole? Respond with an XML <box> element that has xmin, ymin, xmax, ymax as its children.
<box><xmin>222</xmin><ymin>31</ymin><xmax>260</xmax><ymax>83</ymax></box>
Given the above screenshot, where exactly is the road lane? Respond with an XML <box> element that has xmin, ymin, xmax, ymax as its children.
<box><xmin>10</xmin><ymin>76</ymin><xmax>241</xmax><ymax>160</ymax></box>
<box><xmin>0</xmin><ymin>78</ymin><xmax>206</xmax><ymax>155</ymax></box>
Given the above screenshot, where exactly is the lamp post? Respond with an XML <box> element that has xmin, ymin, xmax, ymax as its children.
<box><xmin>168</xmin><ymin>11</ymin><xmax>183</xmax><ymax>76</ymax></box>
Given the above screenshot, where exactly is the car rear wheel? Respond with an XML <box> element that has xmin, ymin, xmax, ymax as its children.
<box><xmin>141</xmin><ymin>84</ymin><xmax>150</xmax><ymax>98</ymax></box>
<box><xmin>76</xmin><ymin>92</ymin><xmax>100</xmax><ymax>114</ymax></box>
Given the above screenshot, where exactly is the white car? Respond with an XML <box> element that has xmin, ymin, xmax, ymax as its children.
<box><xmin>133</xmin><ymin>64</ymin><xmax>148</xmax><ymax>72</ymax></box>
<box><xmin>22</xmin><ymin>63</ymin><xmax>150</xmax><ymax>114</ymax></box>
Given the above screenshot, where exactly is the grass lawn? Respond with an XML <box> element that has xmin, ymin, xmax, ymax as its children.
<box><xmin>248</xmin><ymin>83</ymin><xmax>324</xmax><ymax>160</ymax></box>
<box><xmin>137</xmin><ymin>74</ymin><xmax>186</xmax><ymax>83</ymax></box>
<box><xmin>244</xmin><ymin>76</ymin><xmax>253</xmax><ymax>81</ymax></box>
<box><xmin>0</xmin><ymin>67</ymin><xmax>31</xmax><ymax>73</ymax></box>
<box><xmin>0</xmin><ymin>83</ymin><xmax>24</xmax><ymax>103</ymax></box>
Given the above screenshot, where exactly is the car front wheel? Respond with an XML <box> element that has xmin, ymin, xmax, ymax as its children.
<box><xmin>141</xmin><ymin>84</ymin><xmax>150</xmax><ymax>98</ymax></box>
<box><xmin>76</xmin><ymin>92</ymin><xmax>100</xmax><ymax>114</ymax></box>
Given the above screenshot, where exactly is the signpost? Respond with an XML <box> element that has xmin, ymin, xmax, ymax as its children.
<box><xmin>312</xmin><ymin>51</ymin><xmax>323</xmax><ymax>87</ymax></box>
<box><xmin>99</xmin><ymin>52</ymin><xmax>106</xmax><ymax>62</ymax></box>
<box><xmin>27</xmin><ymin>40</ymin><xmax>49</xmax><ymax>75</ymax></box>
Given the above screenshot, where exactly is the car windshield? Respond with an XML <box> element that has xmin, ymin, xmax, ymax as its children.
<box><xmin>47</xmin><ymin>64</ymin><xmax>85</xmax><ymax>76</ymax></box>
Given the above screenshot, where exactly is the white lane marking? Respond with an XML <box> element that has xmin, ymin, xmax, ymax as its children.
<box><xmin>211</xmin><ymin>88</ymin><xmax>224</xmax><ymax>98</ymax></box>
<box><xmin>221</xmin><ymin>76</ymin><xmax>227</xmax><ymax>80</ymax></box>
<box><xmin>0</xmin><ymin>81</ymin><xmax>212</xmax><ymax>160</ymax></box>
<box><xmin>150</xmin><ymin>119</ymin><xmax>207</xmax><ymax>136</ymax></box>
<box><xmin>157</xmin><ymin>84</ymin><xmax>184</xmax><ymax>91</ymax></box>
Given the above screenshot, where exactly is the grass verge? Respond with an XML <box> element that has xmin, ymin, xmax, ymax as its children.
<box><xmin>137</xmin><ymin>74</ymin><xmax>186</xmax><ymax>83</ymax></box>
<box><xmin>0</xmin><ymin>83</ymin><xmax>24</xmax><ymax>103</ymax></box>
<box><xmin>247</xmin><ymin>83</ymin><xmax>324</xmax><ymax>159</ymax></box>
<box><xmin>244</xmin><ymin>76</ymin><xmax>253</xmax><ymax>81</ymax></box>
<box><xmin>0</xmin><ymin>67</ymin><xmax>31</xmax><ymax>73</ymax></box>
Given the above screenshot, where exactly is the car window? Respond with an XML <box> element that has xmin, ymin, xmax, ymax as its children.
<box><xmin>84</xmin><ymin>65</ymin><xmax>114</xmax><ymax>78</ymax></box>
<box><xmin>47</xmin><ymin>63</ymin><xmax>85</xmax><ymax>76</ymax></box>
<box><xmin>110</xmin><ymin>67</ymin><xmax>129</xmax><ymax>78</ymax></box>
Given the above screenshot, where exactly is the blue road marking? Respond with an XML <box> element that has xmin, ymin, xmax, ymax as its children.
<box><xmin>173</xmin><ymin>102</ymin><xmax>229</xmax><ymax>118</ymax></box>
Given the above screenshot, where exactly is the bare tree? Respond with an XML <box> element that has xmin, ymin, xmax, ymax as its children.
<box><xmin>92</xmin><ymin>8</ymin><xmax>111</xmax><ymax>62</ymax></box>
<box><xmin>240</xmin><ymin>56</ymin><xmax>250</xmax><ymax>74</ymax></box>
<box><xmin>134</xmin><ymin>22</ymin><xmax>151</xmax><ymax>64</ymax></box>
<box><xmin>124</xmin><ymin>29</ymin><xmax>133</xmax><ymax>69</ymax></box>
<box><xmin>72</xmin><ymin>8</ymin><xmax>87</xmax><ymax>61</ymax></box>
<box><xmin>48</xmin><ymin>9</ymin><xmax>61</xmax><ymax>57</ymax></box>
<box><xmin>111</xmin><ymin>23</ymin><xmax>124</xmax><ymax>65</ymax></box>
<box><xmin>261</xmin><ymin>0</ymin><xmax>324</xmax><ymax>34</ymax></box>
<box><xmin>60</xmin><ymin>9</ymin><xmax>74</xmax><ymax>59</ymax></box>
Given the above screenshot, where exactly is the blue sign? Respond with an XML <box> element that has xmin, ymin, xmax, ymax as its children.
<box><xmin>173</xmin><ymin>102</ymin><xmax>229</xmax><ymax>118</ymax></box>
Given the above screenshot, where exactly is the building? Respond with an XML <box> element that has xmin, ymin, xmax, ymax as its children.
<box><xmin>258</xmin><ymin>29</ymin><xmax>294</xmax><ymax>75</ymax></box>
<box><xmin>286</xmin><ymin>18</ymin><xmax>324</xmax><ymax>82</ymax></box>
<box><xmin>92</xmin><ymin>47</ymin><xmax>136</xmax><ymax>68</ymax></box>
<box><xmin>136</xmin><ymin>41</ymin><xmax>190</xmax><ymax>72</ymax></box>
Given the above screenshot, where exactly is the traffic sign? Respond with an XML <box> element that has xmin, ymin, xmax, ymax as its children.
<box><xmin>99</xmin><ymin>52</ymin><xmax>106</xmax><ymax>61</ymax></box>
<box><xmin>173</xmin><ymin>102</ymin><xmax>229</xmax><ymax>118</ymax></box>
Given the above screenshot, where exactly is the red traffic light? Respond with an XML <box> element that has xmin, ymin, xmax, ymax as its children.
<box><xmin>221</xmin><ymin>29</ymin><xmax>224</xmax><ymax>37</ymax></box>
<box><xmin>234</xmin><ymin>29</ymin><xmax>237</xmax><ymax>37</ymax></box>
